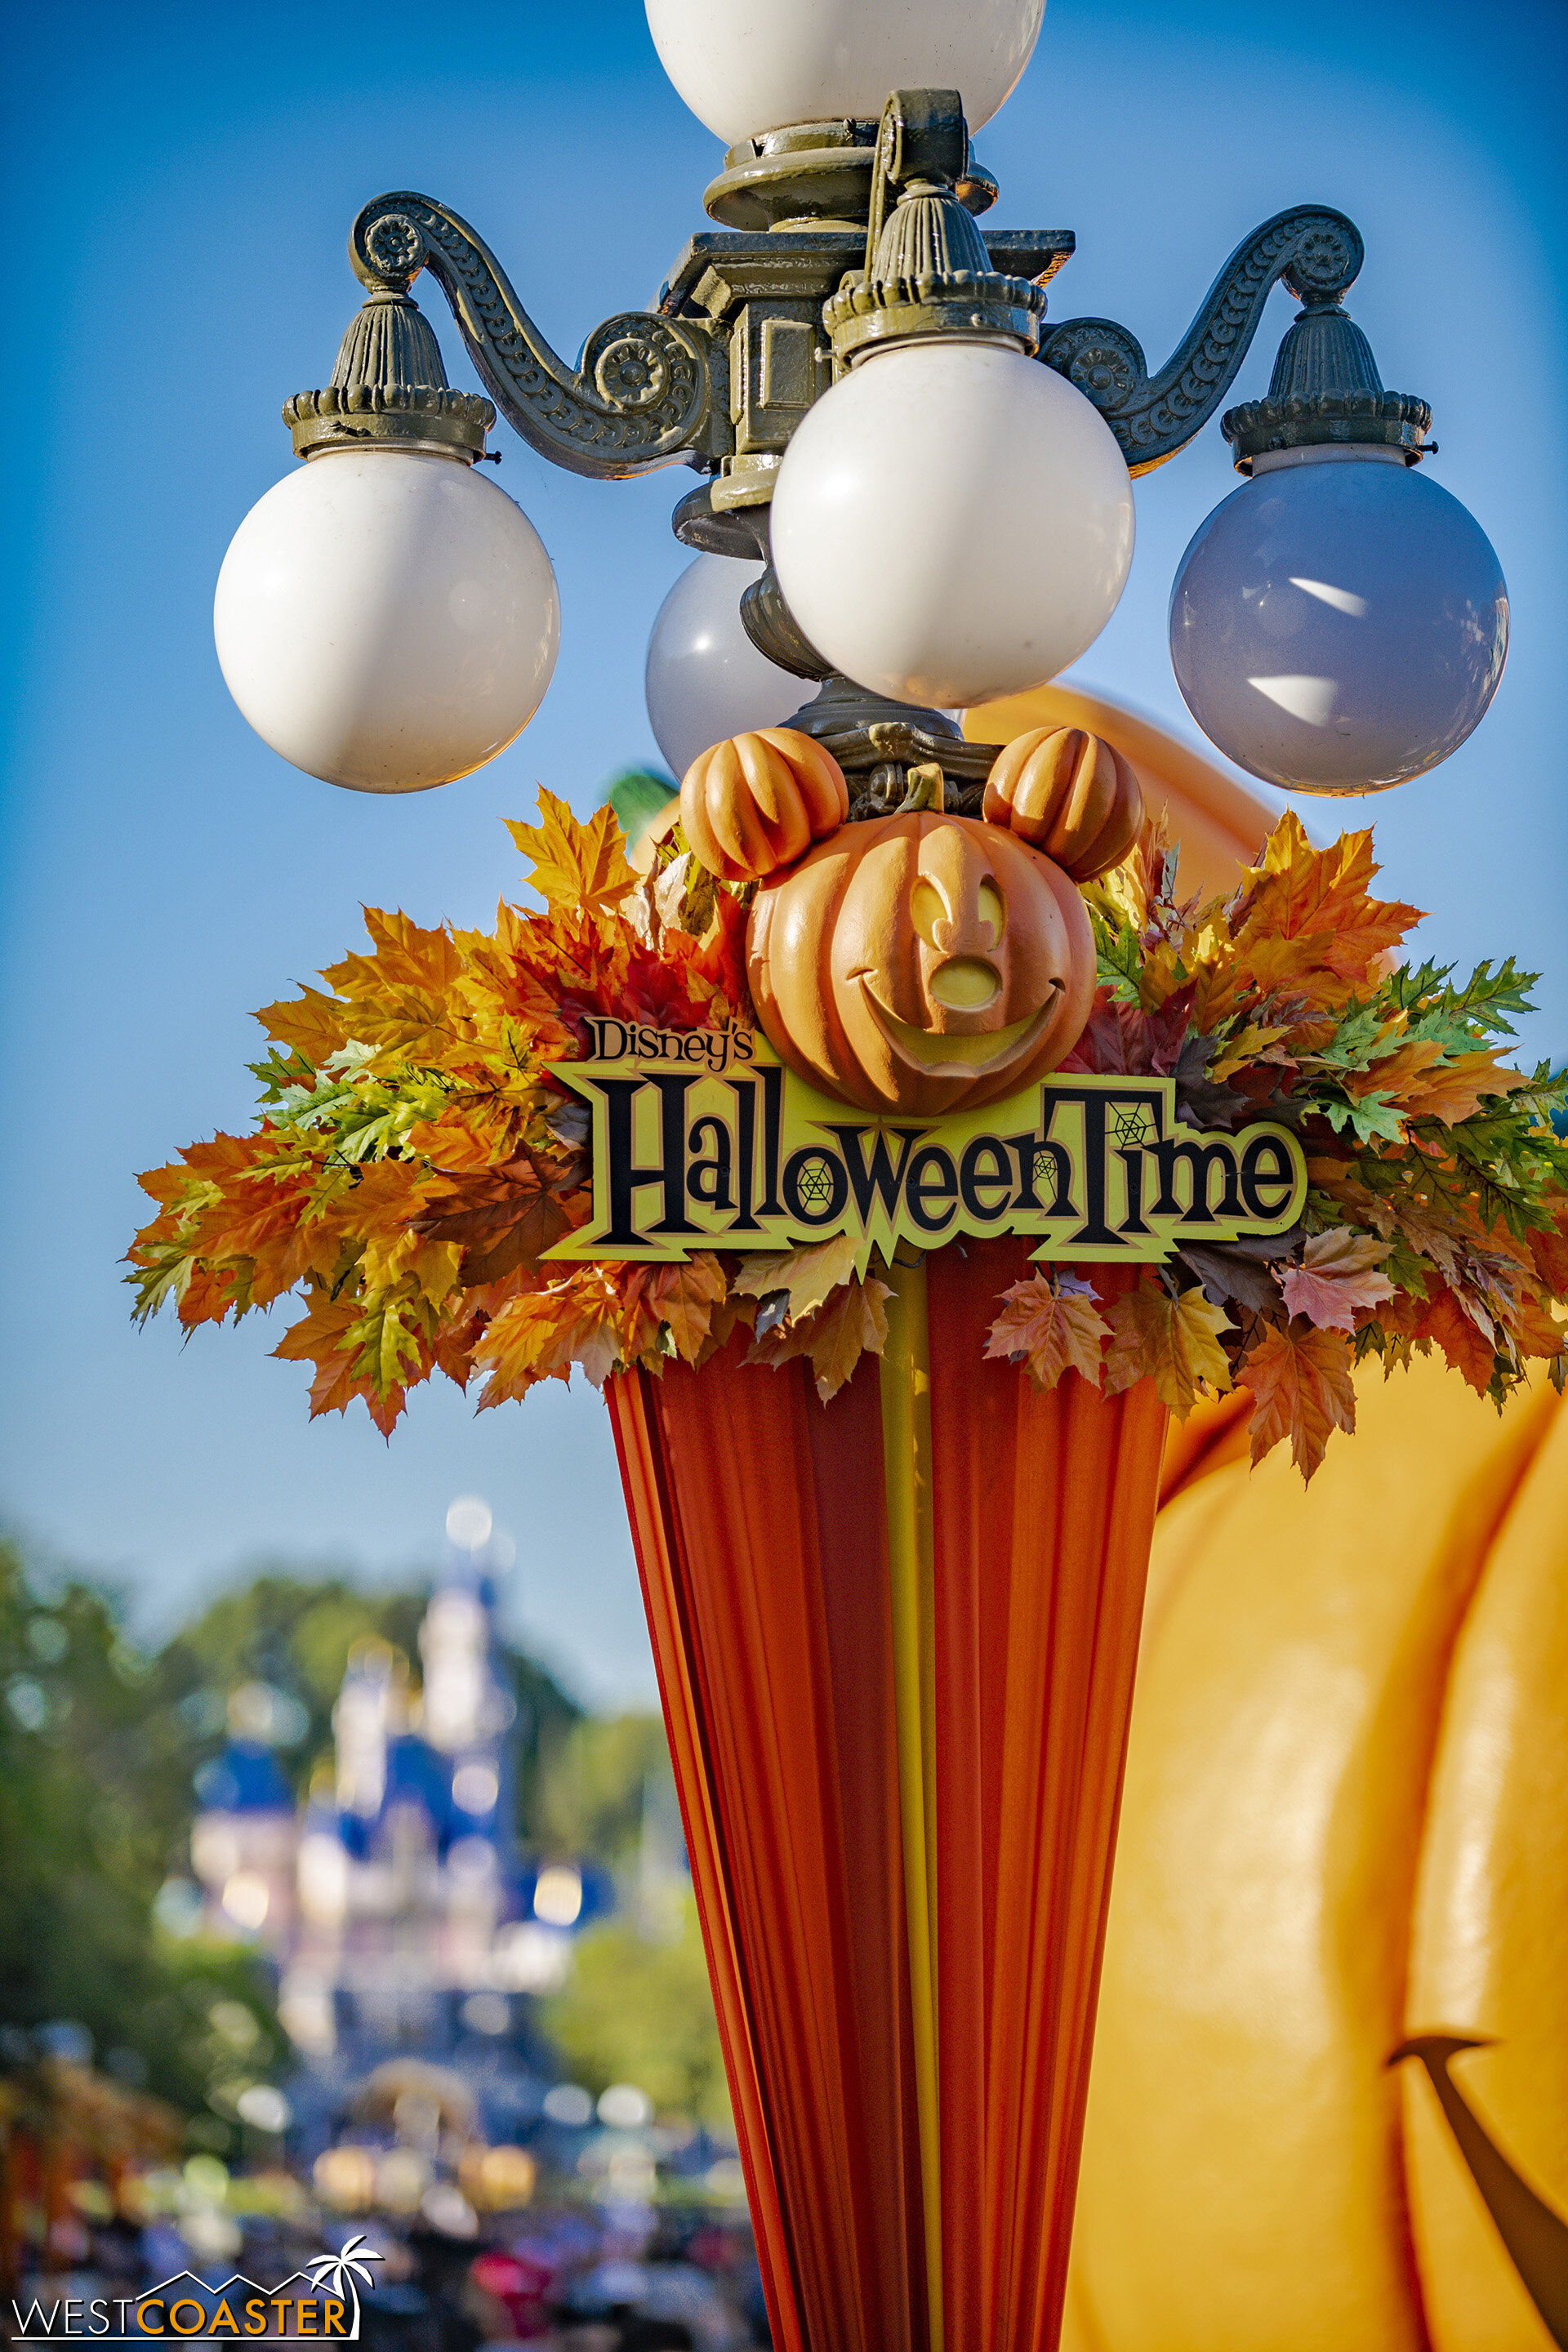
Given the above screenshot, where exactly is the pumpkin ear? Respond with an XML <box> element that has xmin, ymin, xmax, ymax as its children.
<box><xmin>680</xmin><ymin>728</ymin><xmax>849</xmax><ymax>883</ymax></box>
<box><xmin>982</xmin><ymin>727</ymin><xmax>1144</xmax><ymax>883</ymax></box>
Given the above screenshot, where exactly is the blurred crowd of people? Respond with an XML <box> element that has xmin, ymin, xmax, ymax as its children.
<box><xmin>12</xmin><ymin>2193</ymin><xmax>768</xmax><ymax>2349</ymax></box>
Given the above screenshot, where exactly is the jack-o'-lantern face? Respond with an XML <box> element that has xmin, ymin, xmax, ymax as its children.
<box><xmin>746</xmin><ymin>812</ymin><xmax>1096</xmax><ymax>1115</ymax></box>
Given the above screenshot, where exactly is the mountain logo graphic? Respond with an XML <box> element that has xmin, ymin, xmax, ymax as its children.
<box><xmin>9</xmin><ymin>2242</ymin><xmax>385</xmax><ymax>2342</ymax></box>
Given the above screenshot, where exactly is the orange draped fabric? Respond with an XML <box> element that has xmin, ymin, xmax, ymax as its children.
<box><xmin>606</xmin><ymin>1238</ymin><xmax>1169</xmax><ymax>2352</ymax></box>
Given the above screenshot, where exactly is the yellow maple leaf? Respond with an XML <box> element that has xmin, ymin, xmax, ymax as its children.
<box><xmin>982</xmin><ymin>1272</ymin><xmax>1108</xmax><ymax>1391</ymax></box>
<box><xmin>473</xmin><ymin>1281</ymin><xmax>621</xmax><ymax>1404</ymax></box>
<box><xmin>1103</xmin><ymin>1282</ymin><xmax>1233</xmax><ymax>1416</ymax></box>
<box><xmin>506</xmin><ymin>790</ymin><xmax>635</xmax><ymax>918</ymax></box>
<box><xmin>733</xmin><ymin>1232</ymin><xmax>859</xmax><ymax>1322</ymax></box>
<box><xmin>747</xmin><ymin>1274</ymin><xmax>892</xmax><ymax>1401</ymax></box>
<box><xmin>253</xmin><ymin>985</ymin><xmax>355</xmax><ymax>1063</ymax></box>
<box><xmin>648</xmin><ymin>1254</ymin><xmax>730</xmax><ymax>1364</ymax></box>
<box><xmin>807</xmin><ymin>1275</ymin><xmax>892</xmax><ymax>1401</ymax></box>
<box><xmin>1239</xmin><ymin>813</ymin><xmax>1423</xmax><ymax>978</ymax></box>
<box><xmin>323</xmin><ymin>906</ymin><xmax>466</xmax><ymax>1002</ymax></box>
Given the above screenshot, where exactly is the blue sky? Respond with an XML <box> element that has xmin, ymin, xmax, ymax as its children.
<box><xmin>3</xmin><ymin>0</ymin><xmax>1565</xmax><ymax>1709</ymax></box>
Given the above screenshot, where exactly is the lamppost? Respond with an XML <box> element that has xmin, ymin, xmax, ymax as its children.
<box><xmin>190</xmin><ymin>7</ymin><xmax>1526</xmax><ymax>2346</ymax></box>
<box><xmin>213</xmin><ymin>0</ymin><xmax>1507</xmax><ymax>811</ymax></box>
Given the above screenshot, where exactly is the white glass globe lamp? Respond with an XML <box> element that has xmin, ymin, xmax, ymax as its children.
<box><xmin>215</xmin><ymin>448</ymin><xmax>560</xmax><ymax>795</ymax></box>
<box><xmin>644</xmin><ymin>554</ymin><xmax>804</xmax><ymax>777</ymax></box>
<box><xmin>1169</xmin><ymin>446</ymin><xmax>1508</xmax><ymax>795</ymax></box>
<box><xmin>770</xmin><ymin>340</ymin><xmax>1134</xmax><ymax>710</ymax></box>
<box><xmin>645</xmin><ymin>0</ymin><xmax>1045</xmax><ymax>144</ymax></box>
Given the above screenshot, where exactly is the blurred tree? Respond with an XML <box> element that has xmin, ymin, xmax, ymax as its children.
<box><xmin>0</xmin><ymin>1539</ymin><xmax>273</xmax><ymax>2118</ymax></box>
<box><xmin>532</xmin><ymin>1712</ymin><xmax>674</xmax><ymax>1869</ymax></box>
<box><xmin>0</xmin><ymin>1546</ymin><xmax>589</xmax><ymax>2132</ymax></box>
<box><xmin>541</xmin><ymin>1889</ymin><xmax>729</xmax><ymax>2130</ymax></box>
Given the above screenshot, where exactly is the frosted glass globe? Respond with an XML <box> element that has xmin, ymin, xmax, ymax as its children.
<box><xmin>644</xmin><ymin>555</ymin><xmax>803</xmax><ymax>777</ymax></box>
<box><xmin>646</xmin><ymin>0</ymin><xmax>1045</xmax><ymax>143</ymax></box>
<box><xmin>770</xmin><ymin>341</ymin><xmax>1134</xmax><ymax>710</ymax></box>
<box><xmin>1169</xmin><ymin>448</ymin><xmax>1508</xmax><ymax>794</ymax></box>
<box><xmin>215</xmin><ymin>450</ymin><xmax>560</xmax><ymax>794</ymax></box>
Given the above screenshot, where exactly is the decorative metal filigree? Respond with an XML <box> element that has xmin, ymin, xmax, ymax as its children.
<box><xmin>1040</xmin><ymin>206</ymin><xmax>1365</xmax><ymax>474</ymax></box>
<box><xmin>350</xmin><ymin>193</ymin><xmax>715</xmax><ymax>480</ymax></box>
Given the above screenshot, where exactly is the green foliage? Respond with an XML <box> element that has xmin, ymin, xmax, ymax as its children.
<box><xmin>532</xmin><ymin>1713</ymin><xmax>674</xmax><ymax>1870</ymax></box>
<box><xmin>540</xmin><ymin>1890</ymin><xmax>730</xmax><ymax>2131</ymax></box>
<box><xmin>0</xmin><ymin>1540</ymin><xmax>273</xmax><ymax>2119</ymax></box>
<box><xmin>1090</xmin><ymin>909</ymin><xmax>1144</xmax><ymax>1004</ymax></box>
<box><xmin>0</xmin><ymin>1546</ymin><xmax>591</xmax><ymax>2132</ymax></box>
<box><xmin>0</xmin><ymin>1513</ymin><xmax>712</xmax><ymax>2140</ymax></box>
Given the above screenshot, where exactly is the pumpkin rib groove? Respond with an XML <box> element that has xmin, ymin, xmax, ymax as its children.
<box><xmin>1399</xmin><ymin>1386</ymin><xmax>1568</xmax><ymax>2351</ymax></box>
<box><xmin>1063</xmin><ymin>1365</ymin><xmax>1562</xmax><ymax>2352</ymax></box>
<box><xmin>1367</xmin><ymin>1390</ymin><xmax>1558</xmax><ymax>2352</ymax></box>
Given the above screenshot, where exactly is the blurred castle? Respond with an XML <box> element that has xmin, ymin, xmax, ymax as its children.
<box><xmin>188</xmin><ymin>1543</ymin><xmax>590</xmax><ymax>2069</ymax></box>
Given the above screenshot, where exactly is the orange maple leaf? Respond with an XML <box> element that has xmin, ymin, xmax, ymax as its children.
<box><xmin>1241</xmin><ymin>1321</ymin><xmax>1357</xmax><ymax>1480</ymax></box>
<box><xmin>271</xmin><ymin>1289</ymin><xmax>411</xmax><ymax>1432</ymax></box>
<box><xmin>473</xmin><ymin>1276</ymin><xmax>626</xmax><ymax>1404</ymax></box>
<box><xmin>1238</xmin><ymin>814</ymin><xmax>1423</xmax><ymax>978</ymax></box>
<box><xmin>1508</xmin><ymin>1290</ymin><xmax>1565</xmax><ymax>1363</ymax></box>
<box><xmin>1527</xmin><ymin>1206</ymin><xmax>1568</xmax><ymax>1299</ymax></box>
<box><xmin>1276</xmin><ymin>1227</ymin><xmax>1396</xmax><ymax>1333</ymax></box>
<box><xmin>807</xmin><ymin>1275</ymin><xmax>891</xmax><ymax>1401</ymax></box>
<box><xmin>1414</xmin><ymin>1287</ymin><xmax>1499</xmax><ymax>1394</ymax></box>
<box><xmin>1393</xmin><ymin>1050</ymin><xmax>1530</xmax><ymax>1127</ymax></box>
<box><xmin>1103</xmin><ymin>1282</ymin><xmax>1232</xmax><ymax>1416</ymax></box>
<box><xmin>254</xmin><ymin>985</ymin><xmax>354</xmax><ymax>1063</ymax></box>
<box><xmin>982</xmin><ymin>1272</ymin><xmax>1108</xmax><ymax>1391</ymax></box>
<box><xmin>506</xmin><ymin>791</ymin><xmax>635</xmax><ymax>920</ymax></box>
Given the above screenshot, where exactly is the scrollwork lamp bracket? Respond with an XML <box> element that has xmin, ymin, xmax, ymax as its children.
<box><xmin>1039</xmin><ymin>205</ymin><xmax>1429</xmax><ymax>474</ymax></box>
<box><xmin>286</xmin><ymin>194</ymin><xmax>721</xmax><ymax>479</ymax></box>
<box><xmin>274</xmin><ymin>122</ymin><xmax>1431</xmax><ymax>806</ymax></box>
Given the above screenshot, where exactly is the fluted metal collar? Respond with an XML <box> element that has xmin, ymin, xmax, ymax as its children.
<box><xmin>1223</xmin><ymin>298</ymin><xmax>1432</xmax><ymax>469</ymax></box>
<box><xmin>824</xmin><ymin>183</ymin><xmax>1045</xmax><ymax>362</ymax></box>
<box><xmin>284</xmin><ymin>287</ymin><xmax>495</xmax><ymax>461</ymax></box>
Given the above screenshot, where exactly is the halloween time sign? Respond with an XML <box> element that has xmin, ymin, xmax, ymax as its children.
<box><xmin>546</xmin><ymin>1022</ymin><xmax>1306</xmax><ymax>1265</ymax></box>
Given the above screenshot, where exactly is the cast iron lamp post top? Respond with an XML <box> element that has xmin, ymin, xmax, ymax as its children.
<box><xmin>213</xmin><ymin>2</ymin><xmax>1508</xmax><ymax>804</ymax></box>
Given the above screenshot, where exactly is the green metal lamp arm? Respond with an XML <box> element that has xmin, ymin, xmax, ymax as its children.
<box><xmin>350</xmin><ymin>192</ymin><xmax>717</xmax><ymax>480</ymax></box>
<box><xmin>1038</xmin><ymin>204</ymin><xmax>1365</xmax><ymax>474</ymax></box>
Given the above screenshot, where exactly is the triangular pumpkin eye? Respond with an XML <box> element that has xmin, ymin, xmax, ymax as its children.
<box><xmin>979</xmin><ymin>878</ymin><xmax>1006</xmax><ymax>947</ymax></box>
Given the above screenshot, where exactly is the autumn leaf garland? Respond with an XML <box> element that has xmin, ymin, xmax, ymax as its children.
<box><xmin>127</xmin><ymin>794</ymin><xmax>1568</xmax><ymax>1479</ymax></box>
<box><xmin>1030</xmin><ymin>811</ymin><xmax>1568</xmax><ymax>1476</ymax></box>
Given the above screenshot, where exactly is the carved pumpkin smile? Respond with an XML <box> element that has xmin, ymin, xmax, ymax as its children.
<box><xmin>747</xmin><ymin>811</ymin><xmax>1096</xmax><ymax>1115</ymax></box>
<box><xmin>858</xmin><ymin>977</ymin><xmax>1062</xmax><ymax>1076</ymax></box>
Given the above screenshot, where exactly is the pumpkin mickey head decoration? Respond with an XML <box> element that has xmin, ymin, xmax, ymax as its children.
<box><xmin>679</xmin><ymin>724</ymin><xmax>1144</xmax><ymax>1117</ymax></box>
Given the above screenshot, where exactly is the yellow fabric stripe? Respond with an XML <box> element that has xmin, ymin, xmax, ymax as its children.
<box><xmin>880</xmin><ymin>1252</ymin><xmax>943</xmax><ymax>2352</ymax></box>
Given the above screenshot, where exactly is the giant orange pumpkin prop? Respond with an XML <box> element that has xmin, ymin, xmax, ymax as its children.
<box><xmin>747</xmin><ymin>808</ymin><xmax>1097</xmax><ymax>1116</ymax></box>
<box><xmin>1059</xmin><ymin>1359</ymin><xmax>1568</xmax><ymax>2352</ymax></box>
